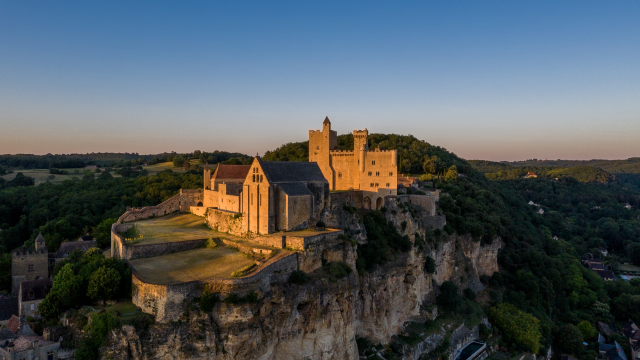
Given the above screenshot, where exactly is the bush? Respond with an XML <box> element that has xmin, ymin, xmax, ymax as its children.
<box><xmin>230</xmin><ymin>263</ymin><xmax>256</xmax><ymax>278</ymax></box>
<box><xmin>223</xmin><ymin>291</ymin><xmax>259</xmax><ymax>305</ymax></box>
<box><xmin>488</xmin><ymin>303</ymin><xmax>541</xmax><ymax>354</ymax></box>
<box><xmin>436</xmin><ymin>281</ymin><xmax>462</xmax><ymax>312</ymax></box>
<box><xmin>463</xmin><ymin>288</ymin><xmax>476</xmax><ymax>301</ymax></box>
<box><xmin>316</xmin><ymin>220</ymin><xmax>326</xmax><ymax>228</ymax></box>
<box><xmin>323</xmin><ymin>262</ymin><xmax>352</xmax><ymax>282</ymax></box>
<box><xmin>288</xmin><ymin>270</ymin><xmax>311</xmax><ymax>284</ymax></box>
<box><xmin>356</xmin><ymin>210</ymin><xmax>412</xmax><ymax>273</ymax></box>
<box><xmin>199</xmin><ymin>289</ymin><xmax>219</xmax><ymax>312</ymax></box>
<box><xmin>424</xmin><ymin>256</ymin><xmax>436</xmax><ymax>274</ymax></box>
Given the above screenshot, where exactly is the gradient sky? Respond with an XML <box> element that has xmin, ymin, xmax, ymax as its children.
<box><xmin>1</xmin><ymin>1</ymin><xmax>639</xmax><ymax>161</ymax></box>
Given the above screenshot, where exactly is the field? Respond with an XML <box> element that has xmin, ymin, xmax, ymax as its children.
<box><xmin>129</xmin><ymin>247</ymin><xmax>256</xmax><ymax>284</ymax></box>
<box><xmin>0</xmin><ymin>168</ymin><xmax>121</xmax><ymax>185</ymax></box>
<box><xmin>144</xmin><ymin>160</ymin><xmax>200</xmax><ymax>175</ymax></box>
<box><xmin>130</xmin><ymin>213</ymin><xmax>222</xmax><ymax>245</ymax></box>
<box><xmin>619</xmin><ymin>263</ymin><xmax>640</xmax><ymax>273</ymax></box>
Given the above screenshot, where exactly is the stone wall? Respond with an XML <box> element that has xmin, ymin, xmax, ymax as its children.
<box><xmin>118</xmin><ymin>189</ymin><xmax>203</xmax><ymax>223</ymax></box>
<box><xmin>11</xmin><ymin>248</ymin><xmax>48</xmax><ymax>295</ymax></box>
<box><xmin>204</xmin><ymin>208</ymin><xmax>244</xmax><ymax>236</ymax></box>
<box><xmin>399</xmin><ymin>194</ymin><xmax>436</xmax><ymax>216</ymax></box>
<box><xmin>220</xmin><ymin>239</ymin><xmax>274</xmax><ymax>257</ymax></box>
<box><xmin>122</xmin><ymin>239</ymin><xmax>206</xmax><ymax>260</ymax></box>
<box><xmin>131</xmin><ymin>252</ymin><xmax>299</xmax><ymax>322</ymax></box>
<box><xmin>329</xmin><ymin>191</ymin><xmax>363</xmax><ymax>210</ymax></box>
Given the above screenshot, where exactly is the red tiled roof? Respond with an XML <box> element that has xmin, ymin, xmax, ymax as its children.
<box><xmin>6</xmin><ymin>315</ymin><xmax>19</xmax><ymax>334</ymax></box>
<box><xmin>211</xmin><ymin>165</ymin><xmax>251</xmax><ymax>181</ymax></box>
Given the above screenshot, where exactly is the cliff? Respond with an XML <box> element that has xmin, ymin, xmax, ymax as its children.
<box><xmin>103</xmin><ymin>198</ymin><xmax>501</xmax><ymax>360</ymax></box>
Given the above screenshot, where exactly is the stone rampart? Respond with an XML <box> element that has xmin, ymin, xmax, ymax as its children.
<box><xmin>329</xmin><ymin>191</ymin><xmax>363</xmax><ymax>210</ymax></box>
<box><xmin>131</xmin><ymin>252</ymin><xmax>299</xmax><ymax>322</ymax></box>
<box><xmin>399</xmin><ymin>194</ymin><xmax>436</xmax><ymax>216</ymax></box>
<box><xmin>190</xmin><ymin>206</ymin><xmax>207</xmax><ymax>217</ymax></box>
<box><xmin>422</xmin><ymin>215</ymin><xmax>446</xmax><ymax>230</ymax></box>
<box><xmin>122</xmin><ymin>239</ymin><xmax>206</xmax><ymax>260</ymax></box>
<box><xmin>220</xmin><ymin>239</ymin><xmax>274</xmax><ymax>257</ymax></box>
<box><xmin>205</xmin><ymin>208</ymin><xmax>244</xmax><ymax>236</ymax></box>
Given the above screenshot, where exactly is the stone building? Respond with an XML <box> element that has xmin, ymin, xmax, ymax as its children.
<box><xmin>18</xmin><ymin>279</ymin><xmax>51</xmax><ymax>319</ymax></box>
<box><xmin>11</xmin><ymin>234</ymin><xmax>48</xmax><ymax>295</ymax></box>
<box><xmin>241</xmin><ymin>157</ymin><xmax>328</xmax><ymax>234</ymax></box>
<box><xmin>203</xmin><ymin>164</ymin><xmax>250</xmax><ymax>212</ymax></box>
<box><xmin>0</xmin><ymin>316</ymin><xmax>60</xmax><ymax>360</ymax></box>
<box><xmin>54</xmin><ymin>236</ymin><xmax>98</xmax><ymax>263</ymax></box>
<box><xmin>309</xmin><ymin>117</ymin><xmax>398</xmax><ymax>209</ymax></box>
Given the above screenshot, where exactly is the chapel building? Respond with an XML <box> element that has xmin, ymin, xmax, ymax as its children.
<box><xmin>309</xmin><ymin>117</ymin><xmax>398</xmax><ymax>209</ymax></box>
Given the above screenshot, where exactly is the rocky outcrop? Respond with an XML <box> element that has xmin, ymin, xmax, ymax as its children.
<box><xmin>103</xmin><ymin>197</ymin><xmax>501</xmax><ymax>360</ymax></box>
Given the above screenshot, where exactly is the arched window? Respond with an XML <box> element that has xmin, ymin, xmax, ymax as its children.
<box><xmin>260</xmin><ymin>175</ymin><xmax>263</xmax><ymax>182</ymax></box>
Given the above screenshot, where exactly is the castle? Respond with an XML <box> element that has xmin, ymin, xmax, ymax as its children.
<box><xmin>198</xmin><ymin>118</ymin><xmax>399</xmax><ymax>235</ymax></box>
<box><xmin>309</xmin><ymin>117</ymin><xmax>397</xmax><ymax>210</ymax></box>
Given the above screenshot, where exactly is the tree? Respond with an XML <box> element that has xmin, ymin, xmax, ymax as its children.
<box><xmin>444</xmin><ymin>165</ymin><xmax>458</xmax><ymax>181</ymax></box>
<box><xmin>554</xmin><ymin>324</ymin><xmax>583</xmax><ymax>355</ymax></box>
<box><xmin>437</xmin><ymin>281</ymin><xmax>462</xmax><ymax>312</ymax></box>
<box><xmin>92</xmin><ymin>218</ymin><xmax>117</xmax><ymax>248</ymax></box>
<box><xmin>488</xmin><ymin>303</ymin><xmax>541</xmax><ymax>353</ymax></box>
<box><xmin>53</xmin><ymin>264</ymin><xmax>83</xmax><ymax>308</ymax></box>
<box><xmin>576</xmin><ymin>320</ymin><xmax>596</xmax><ymax>341</ymax></box>
<box><xmin>423</xmin><ymin>155</ymin><xmax>443</xmax><ymax>174</ymax></box>
<box><xmin>424</xmin><ymin>256</ymin><xmax>436</xmax><ymax>274</ymax></box>
<box><xmin>628</xmin><ymin>243</ymin><xmax>640</xmax><ymax>266</ymax></box>
<box><xmin>87</xmin><ymin>266</ymin><xmax>121</xmax><ymax>301</ymax></box>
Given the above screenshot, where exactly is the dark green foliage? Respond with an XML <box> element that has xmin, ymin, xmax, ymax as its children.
<box><xmin>436</xmin><ymin>281</ymin><xmax>462</xmax><ymax>312</ymax></box>
<box><xmin>223</xmin><ymin>291</ymin><xmax>259</xmax><ymax>305</ymax></box>
<box><xmin>199</xmin><ymin>289</ymin><xmax>220</xmax><ymax>312</ymax></box>
<box><xmin>288</xmin><ymin>270</ymin><xmax>311</xmax><ymax>284</ymax></box>
<box><xmin>553</xmin><ymin>324</ymin><xmax>583</xmax><ymax>356</ymax></box>
<box><xmin>478</xmin><ymin>323</ymin><xmax>490</xmax><ymax>340</ymax></box>
<box><xmin>463</xmin><ymin>288</ymin><xmax>476</xmax><ymax>301</ymax></box>
<box><xmin>424</xmin><ymin>256</ymin><xmax>436</xmax><ymax>274</ymax></box>
<box><xmin>356</xmin><ymin>210</ymin><xmax>411</xmax><ymax>273</ymax></box>
<box><xmin>0</xmin><ymin>172</ymin><xmax>35</xmax><ymax>189</ymax></box>
<box><xmin>322</xmin><ymin>262</ymin><xmax>352</xmax><ymax>282</ymax></box>
<box><xmin>75</xmin><ymin>311</ymin><xmax>120</xmax><ymax>360</ymax></box>
<box><xmin>488</xmin><ymin>303</ymin><xmax>541</xmax><ymax>354</ymax></box>
<box><xmin>87</xmin><ymin>266</ymin><xmax>121</xmax><ymax>301</ymax></box>
<box><xmin>0</xmin><ymin>170</ymin><xmax>202</xmax><ymax>266</ymax></box>
<box><xmin>316</xmin><ymin>220</ymin><xmax>326</xmax><ymax>228</ymax></box>
<box><xmin>629</xmin><ymin>243</ymin><xmax>640</xmax><ymax>266</ymax></box>
<box><xmin>611</xmin><ymin>293</ymin><xmax>640</xmax><ymax>322</ymax></box>
<box><xmin>263</xmin><ymin>141</ymin><xmax>309</xmax><ymax>162</ymax></box>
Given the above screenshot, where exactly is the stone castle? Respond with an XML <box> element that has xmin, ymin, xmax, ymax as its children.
<box><xmin>309</xmin><ymin>117</ymin><xmax>398</xmax><ymax>210</ymax></box>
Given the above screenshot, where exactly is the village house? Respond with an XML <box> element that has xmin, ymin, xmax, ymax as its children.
<box><xmin>598</xmin><ymin>333</ymin><xmax>627</xmax><ymax>360</ymax></box>
<box><xmin>11</xmin><ymin>234</ymin><xmax>48</xmax><ymax>295</ymax></box>
<box><xmin>18</xmin><ymin>279</ymin><xmax>51</xmax><ymax>320</ymax></box>
<box><xmin>55</xmin><ymin>235</ymin><xmax>98</xmax><ymax>263</ymax></box>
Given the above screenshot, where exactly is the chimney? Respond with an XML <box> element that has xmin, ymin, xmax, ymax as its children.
<box><xmin>43</xmin><ymin>328</ymin><xmax>50</xmax><ymax>341</ymax></box>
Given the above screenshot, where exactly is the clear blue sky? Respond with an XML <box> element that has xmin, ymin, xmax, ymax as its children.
<box><xmin>1</xmin><ymin>1</ymin><xmax>639</xmax><ymax>161</ymax></box>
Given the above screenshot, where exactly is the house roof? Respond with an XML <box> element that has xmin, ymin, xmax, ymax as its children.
<box><xmin>0</xmin><ymin>297</ymin><xmax>18</xmax><ymax>322</ymax></box>
<box><xmin>595</xmin><ymin>270</ymin><xmax>614</xmax><ymax>280</ymax></box>
<box><xmin>589</xmin><ymin>263</ymin><xmax>606</xmax><ymax>271</ymax></box>
<box><xmin>278</xmin><ymin>183</ymin><xmax>313</xmax><ymax>197</ymax></box>
<box><xmin>5</xmin><ymin>315</ymin><xmax>19</xmax><ymax>334</ymax></box>
<box><xmin>20</xmin><ymin>278</ymin><xmax>52</xmax><ymax>302</ymax></box>
<box><xmin>56</xmin><ymin>240</ymin><xmax>97</xmax><ymax>258</ymax></box>
<box><xmin>0</xmin><ymin>327</ymin><xmax>14</xmax><ymax>341</ymax></box>
<box><xmin>323</xmin><ymin>116</ymin><xmax>331</xmax><ymax>125</ymax></box>
<box><xmin>211</xmin><ymin>165</ymin><xmax>251</xmax><ymax>181</ymax></box>
<box><xmin>259</xmin><ymin>159</ymin><xmax>327</xmax><ymax>183</ymax></box>
<box><xmin>80</xmin><ymin>234</ymin><xmax>93</xmax><ymax>241</ymax></box>
<box><xmin>11</xmin><ymin>335</ymin><xmax>53</xmax><ymax>352</ymax></box>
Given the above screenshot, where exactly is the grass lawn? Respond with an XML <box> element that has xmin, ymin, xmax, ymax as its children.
<box><xmin>131</xmin><ymin>213</ymin><xmax>221</xmax><ymax>245</ymax></box>
<box><xmin>129</xmin><ymin>247</ymin><xmax>256</xmax><ymax>284</ymax></box>
<box><xmin>619</xmin><ymin>263</ymin><xmax>640</xmax><ymax>273</ymax></box>
<box><xmin>1</xmin><ymin>168</ymin><xmax>121</xmax><ymax>185</ymax></box>
<box><xmin>144</xmin><ymin>160</ymin><xmax>200</xmax><ymax>175</ymax></box>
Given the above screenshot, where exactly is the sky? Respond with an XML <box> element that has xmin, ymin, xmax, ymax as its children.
<box><xmin>0</xmin><ymin>1</ymin><xmax>639</xmax><ymax>161</ymax></box>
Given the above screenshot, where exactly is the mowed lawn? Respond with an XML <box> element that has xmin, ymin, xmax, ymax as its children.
<box><xmin>619</xmin><ymin>263</ymin><xmax>640</xmax><ymax>272</ymax></box>
<box><xmin>129</xmin><ymin>247</ymin><xmax>255</xmax><ymax>284</ymax></box>
<box><xmin>144</xmin><ymin>160</ymin><xmax>200</xmax><ymax>175</ymax></box>
<box><xmin>133</xmin><ymin>213</ymin><xmax>219</xmax><ymax>245</ymax></box>
<box><xmin>1</xmin><ymin>168</ymin><xmax>121</xmax><ymax>185</ymax></box>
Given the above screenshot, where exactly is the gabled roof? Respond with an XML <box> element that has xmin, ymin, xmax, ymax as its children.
<box><xmin>211</xmin><ymin>165</ymin><xmax>251</xmax><ymax>181</ymax></box>
<box><xmin>278</xmin><ymin>183</ymin><xmax>313</xmax><ymax>197</ymax></box>
<box><xmin>595</xmin><ymin>270</ymin><xmax>614</xmax><ymax>280</ymax></box>
<box><xmin>0</xmin><ymin>327</ymin><xmax>14</xmax><ymax>341</ymax></box>
<box><xmin>258</xmin><ymin>158</ymin><xmax>327</xmax><ymax>183</ymax></box>
<box><xmin>5</xmin><ymin>315</ymin><xmax>19</xmax><ymax>334</ymax></box>
<box><xmin>20</xmin><ymin>278</ymin><xmax>52</xmax><ymax>302</ymax></box>
<box><xmin>56</xmin><ymin>240</ymin><xmax>97</xmax><ymax>258</ymax></box>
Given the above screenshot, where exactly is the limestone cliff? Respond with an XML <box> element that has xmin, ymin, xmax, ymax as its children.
<box><xmin>103</xmin><ymin>200</ymin><xmax>500</xmax><ymax>360</ymax></box>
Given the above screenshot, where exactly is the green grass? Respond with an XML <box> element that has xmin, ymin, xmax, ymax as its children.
<box><xmin>144</xmin><ymin>160</ymin><xmax>200</xmax><ymax>175</ymax></box>
<box><xmin>0</xmin><ymin>168</ymin><xmax>121</xmax><ymax>185</ymax></box>
<box><xmin>132</xmin><ymin>213</ymin><xmax>223</xmax><ymax>245</ymax></box>
<box><xmin>129</xmin><ymin>247</ymin><xmax>256</xmax><ymax>285</ymax></box>
<box><xmin>619</xmin><ymin>263</ymin><xmax>640</xmax><ymax>274</ymax></box>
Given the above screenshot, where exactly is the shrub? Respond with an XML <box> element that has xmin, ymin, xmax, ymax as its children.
<box><xmin>436</xmin><ymin>281</ymin><xmax>462</xmax><ymax>312</ymax></box>
<box><xmin>230</xmin><ymin>263</ymin><xmax>256</xmax><ymax>278</ymax></box>
<box><xmin>488</xmin><ymin>303</ymin><xmax>541</xmax><ymax>354</ymax></box>
<box><xmin>223</xmin><ymin>291</ymin><xmax>259</xmax><ymax>305</ymax></box>
<box><xmin>204</xmin><ymin>238</ymin><xmax>217</xmax><ymax>249</ymax></box>
<box><xmin>424</xmin><ymin>256</ymin><xmax>436</xmax><ymax>274</ymax></box>
<box><xmin>288</xmin><ymin>270</ymin><xmax>311</xmax><ymax>285</ymax></box>
<box><xmin>316</xmin><ymin>220</ymin><xmax>326</xmax><ymax>228</ymax></box>
<box><xmin>463</xmin><ymin>288</ymin><xmax>476</xmax><ymax>301</ymax></box>
<box><xmin>200</xmin><ymin>289</ymin><xmax>219</xmax><ymax>312</ymax></box>
<box><xmin>323</xmin><ymin>262</ymin><xmax>352</xmax><ymax>282</ymax></box>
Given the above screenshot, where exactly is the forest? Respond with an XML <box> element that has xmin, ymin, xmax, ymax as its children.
<box><xmin>2</xmin><ymin>137</ymin><xmax>640</xmax><ymax>359</ymax></box>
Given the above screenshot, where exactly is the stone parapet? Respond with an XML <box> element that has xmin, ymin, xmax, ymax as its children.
<box><xmin>220</xmin><ymin>239</ymin><xmax>274</xmax><ymax>257</ymax></box>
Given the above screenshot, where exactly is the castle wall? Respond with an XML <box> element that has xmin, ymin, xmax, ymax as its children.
<box><xmin>359</xmin><ymin>150</ymin><xmax>398</xmax><ymax>193</ymax></box>
<box><xmin>118</xmin><ymin>189</ymin><xmax>203</xmax><ymax>223</ymax></box>
<box><xmin>220</xmin><ymin>239</ymin><xmax>274</xmax><ymax>257</ymax></box>
<box><xmin>11</xmin><ymin>248</ymin><xmax>48</xmax><ymax>295</ymax></box>
<box><xmin>329</xmin><ymin>151</ymin><xmax>359</xmax><ymax>190</ymax></box>
<box><xmin>132</xmin><ymin>252</ymin><xmax>299</xmax><ymax>322</ymax></box>
<box><xmin>205</xmin><ymin>208</ymin><xmax>245</xmax><ymax>236</ymax></box>
<box><xmin>203</xmin><ymin>189</ymin><xmax>218</xmax><ymax>208</ymax></box>
<box><xmin>286</xmin><ymin>194</ymin><xmax>313</xmax><ymax>231</ymax></box>
<box><xmin>399</xmin><ymin>194</ymin><xmax>436</xmax><ymax>216</ymax></box>
<box><xmin>329</xmin><ymin>191</ymin><xmax>364</xmax><ymax>210</ymax></box>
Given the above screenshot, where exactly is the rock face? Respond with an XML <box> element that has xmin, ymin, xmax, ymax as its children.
<box><xmin>103</xmin><ymin>199</ymin><xmax>501</xmax><ymax>360</ymax></box>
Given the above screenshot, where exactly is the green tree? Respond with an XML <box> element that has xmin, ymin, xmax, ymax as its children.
<box><xmin>423</xmin><ymin>155</ymin><xmax>443</xmax><ymax>174</ymax></box>
<box><xmin>554</xmin><ymin>324</ymin><xmax>583</xmax><ymax>355</ymax></box>
<box><xmin>92</xmin><ymin>218</ymin><xmax>117</xmax><ymax>249</ymax></box>
<box><xmin>53</xmin><ymin>264</ymin><xmax>83</xmax><ymax>308</ymax></box>
<box><xmin>37</xmin><ymin>291</ymin><xmax>63</xmax><ymax>320</ymax></box>
<box><xmin>87</xmin><ymin>266</ymin><xmax>121</xmax><ymax>301</ymax></box>
<box><xmin>444</xmin><ymin>165</ymin><xmax>458</xmax><ymax>181</ymax></box>
<box><xmin>576</xmin><ymin>320</ymin><xmax>596</xmax><ymax>341</ymax></box>
<box><xmin>488</xmin><ymin>303</ymin><xmax>541</xmax><ymax>353</ymax></box>
<box><xmin>424</xmin><ymin>256</ymin><xmax>436</xmax><ymax>274</ymax></box>
<box><xmin>628</xmin><ymin>243</ymin><xmax>640</xmax><ymax>266</ymax></box>
<box><xmin>437</xmin><ymin>281</ymin><xmax>462</xmax><ymax>312</ymax></box>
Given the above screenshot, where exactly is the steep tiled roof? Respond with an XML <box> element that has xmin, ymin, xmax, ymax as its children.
<box><xmin>12</xmin><ymin>335</ymin><xmax>53</xmax><ymax>351</ymax></box>
<box><xmin>0</xmin><ymin>297</ymin><xmax>18</xmax><ymax>322</ymax></box>
<box><xmin>17</xmin><ymin>323</ymin><xmax>36</xmax><ymax>336</ymax></box>
<box><xmin>278</xmin><ymin>183</ymin><xmax>313</xmax><ymax>197</ymax></box>
<box><xmin>260</xmin><ymin>160</ymin><xmax>326</xmax><ymax>183</ymax></box>
<box><xmin>35</xmin><ymin>233</ymin><xmax>45</xmax><ymax>244</ymax></box>
<box><xmin>56</xmin><ymin>240</ymin><xmax>97</xmax><ymax>258</ymax></box>
<box><xmin>212</xmin><ymin>165</ymin><xmax>251</xmax><ymax>181</ymax></box>
<box><xmin>0</xmin><ymin>327</ymin><xmax>14</xmax><ymax>341</ymax></box>
<box><xmin>20</xmin><ymin>278</ymin><xmax>52</xmax><ymax>302</ymax></box>
<box><xmin>5</xmin><ymin>315</ymin><xmax>19</xmax><ymax>334</ymax></box>
<box><xmin>595</xmin><ymin>270</ymin><xmax>614</xmax><ymax>280</ymax></box>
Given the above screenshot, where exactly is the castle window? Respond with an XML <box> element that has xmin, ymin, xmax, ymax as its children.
<box><xmin>376</xmin><ymin>172</ymin><xmax>380</xmax><ymax>176</ymax></box>
<box><xmin>251</xmin><ymin>194</ymin><xmax>254</xmax><ymax>205</ymax></box>
<box><xmin>372</xmin><ymin>160</ymin><xmax>376</xmax><ymax>165</ymax></box>
<box><xmin>260</xmin><ymin>175</ymin><xmax>263</xmax><ymax>183</ymax></box>
<box><xmin>375</xmin><ymin>183</ymin><xmax>379</xmax><ymax>187</ymax></box>
<box><xmin>389</xmin><ymin>172</ymin><xmax>393</xmax><ymax>176</ymax></box>
<box><xmin>338</xmin><ymin>173</ymin><xmax>342</xmax><ymax>179</ymax></box>
<box><xmin>368</xmin><ymin>172</ymin><xmax>372</xmax><ymax>176</ymax></box>
<box><xmin>370</xmin><ymin>183</ymin><xmax>374</xmax><ymax>187</ymax></box>
<box><xmin>28</xmin><ymin>264</ymin><xmax>34</xmax><ymax>272</ymax></box>
<box><xmin>252</xmin><ymin>174</ymin><xmax>255</xmax><ymax>182</ymax></box>
<box><xmin>31</xmin><ymin>303</ymin><xmax>35</xmax><ymax>311</ymax></box>
<box><xmin>386</xmin><ymin>183</ymin><xmax>390</xmax><ymax>187</ymax></box>
<box><xmin>259</xmin><ymin>194</ymin><xmax>262</xmax><ymax>206</ymax></box>
<box><xmin>28</xmin><ymin>290</ymin><xmax>34</xmax><ymax>300</ymax></box>
<box><xmin>316</xmin><ymin>146</ymin><xmax>320</xmax><ymax>150</ymax></box>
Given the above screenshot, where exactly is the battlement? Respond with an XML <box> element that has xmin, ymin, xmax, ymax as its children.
<box><xmin>329</xmin><ymin>150</ymin><xmax>355</xmax><ymax>155</ymax></box>
<box><xmin>12</xmin><ymin>248</ymin><xmax>47</xmax><ymax>257</ymax></box>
